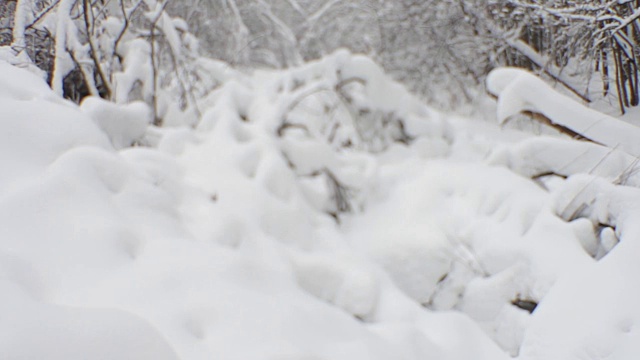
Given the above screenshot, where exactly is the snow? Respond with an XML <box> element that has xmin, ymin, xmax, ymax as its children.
<box><xmin>518</xmin><ymin>175</ymin><xmax>640</xmax><ymax>360</ymax></box>
<box><xmin>2</xmin><ymin>51</ymin><xmax>640</xmax><ymax>360</ymax></box>
<box><xmin>1</xmin><ymin>283</ymin><xmax>179</xmax><ymax>360</ymax></box>
<box><xmin>487</xmin><ymin>67</ymin><xmax>640</xmax><ymax>157</ymax></box>
<box><xmin>487</xmin><ymin>68</ymin><xmax>640</xmax><ymax>360</ymax></box>
<box><xmin>11</xmin><ymin>0</ymin><xmax>31</xmax><ymax>51</ymax></box>
<box><xmin>113</xmin><ymin>39</ymin><xmax>153</xmax><ymax>104</ymax></box>
<box><xmin>51</xmin><ymin>0</ymin><xmax>77</xmax><ymax>96</ymax></box>
<box><xmin>488</xmin><ymin>136</ymin><xmax>640</xmax><ymax>186</ymax></box>
<box><xmin>80</xmin><ymin>96</ymin><xmax>151</xmax><ymax>149</ymax></box>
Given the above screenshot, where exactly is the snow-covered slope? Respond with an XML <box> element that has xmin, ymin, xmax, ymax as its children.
<box><xmin>1</xmin><ymin>54</ymin><xmax>639</xmax><ymax>359</ymax></box>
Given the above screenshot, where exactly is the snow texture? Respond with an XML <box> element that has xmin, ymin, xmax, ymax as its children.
<box><xmin>80</xmin><ymin>96</ymin><xmax>151</xmax><ymax>149</ymax></box>
<box><xmin>2</xmin><ymin>52</ymin><xmax>640</xmax><ymax>360</ymax></box>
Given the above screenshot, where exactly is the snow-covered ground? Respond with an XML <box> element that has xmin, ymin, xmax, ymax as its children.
<box><xmin>1</xmin><ymin>53</ymin><xmax>639</xmax><ymax>360</ymax></box>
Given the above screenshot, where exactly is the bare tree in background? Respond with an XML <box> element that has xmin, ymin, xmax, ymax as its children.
<box><xmin>3</xmin><ymin>0</ymin><xmax>640</xmax><ymax>114</ymax></box>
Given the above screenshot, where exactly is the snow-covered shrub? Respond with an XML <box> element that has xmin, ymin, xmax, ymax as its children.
<box><xmin>270</xmin><ymin>51</ymin><xmax>449</xmax><ymax>216</ymax></box>
<box><xmin>1</xmin><ymin>0</ymin><xmax>216</xmax><ymax>128</ymax></box>
<box><xmin>183</xmin><ymin>52</ymin><xmax>413</xmax><ymax>220</ymax></box>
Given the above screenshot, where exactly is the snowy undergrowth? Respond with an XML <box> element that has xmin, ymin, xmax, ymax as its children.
<box><xmin>1</xmin><ymin>53</ymin><xmax>638</xmax><ymax>360</ymax></box>
<box><xmin>486</xmin><ymin>67</ymin><xmax>640</xmax><ymax>360</ymax></box>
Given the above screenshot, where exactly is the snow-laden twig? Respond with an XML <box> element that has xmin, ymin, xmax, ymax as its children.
<box><xmin>82</xmin><ymin>0</ymin><xmax>112</xmax><ymax>98</ymax></box>
<box><xmin>506</xmin><ymin>39</ymin><xmax>591</xmax><ymax>103</ymax></box>
<box><xmin>26</xmin><ymin>0</ymin><xmax>61</xmax><ymax>30</ymax></box>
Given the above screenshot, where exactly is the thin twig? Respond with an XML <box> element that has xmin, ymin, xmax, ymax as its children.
<box><xmin>114</xmin><ymin>0</ymin><xmax>143</xmax><ymax>59</ymax></box>
<box><xmin>26</xmin><ymin>0</ymin><xmax>61</xmax><ymax>30</ymax></box>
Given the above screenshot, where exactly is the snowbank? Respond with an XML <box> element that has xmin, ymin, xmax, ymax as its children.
<box><xmin>487</xmin><ymin>67</ymin><xmax>640</xmax><ymax>157</ymax></box>
<box><xmin>518</xmin><ymin>175</ymin><xmax>640</xmax><ymax>360</ymax></box>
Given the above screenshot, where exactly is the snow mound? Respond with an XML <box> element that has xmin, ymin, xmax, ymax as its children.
<box><xmin>0</xmin><ymin>64</ymin><xmax>111</xmax><ymax>192</ymax></box>
<box><xmin>518</xmin><ymin>176</ymin><xmax>640</xmax><ymax>360</ymax></box>
<box><xmin>487</xmin><ymin>67</ymin><xmax>640</xmax><ymax>157</ymax></box>
<box><xmin>488</xmin><ymin>136</ymin><xmax>640</xmax><ymax>187</ymax></box>
<box><xmin>290</xmin><ymin>252</ymin><xmax>380</xmax><ymax>318</ymax></box>
<box><xmin>80</xmin><ymin>96</ymin><xmax>151</xmax><ymax>149</ymax></box>
<box><xmin>0</xmin><ymin>280</ymin><xmax>178</xmax><ymax>360</ymax></box>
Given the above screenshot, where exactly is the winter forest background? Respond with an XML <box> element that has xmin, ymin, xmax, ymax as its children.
<box><xmin>3</xmin><ymin>1</ymin><xmax>640</xmax><ymax>360</ymax></box>
<box><xmin>4</xmin><ymin>0</ymin><xmax>640</xmax><ymax>113</ymax></box>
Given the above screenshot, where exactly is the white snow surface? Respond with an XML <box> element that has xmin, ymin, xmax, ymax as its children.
<box><xmin>487</xmin><ymin>67</ymin><xmax>640</xmax><ymax>157</ymax></box>
<box><xmin>80</xmin><ymin>96</ymin><xmax>151</xmax><ymax>149</ymax></box>
<box><xmin>1</xmin><ymin>53</ymin><xmax>639</xmax><ymax>359</ymax></box>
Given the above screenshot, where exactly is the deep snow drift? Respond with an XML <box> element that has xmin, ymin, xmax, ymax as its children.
<box><xmin>1</xmin><ymin>53</ymin><xmax>639</xmax><ymax>360</ymax></box>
